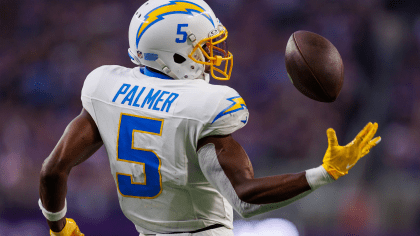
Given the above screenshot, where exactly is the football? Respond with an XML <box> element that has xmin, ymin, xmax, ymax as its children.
<box><xmin>285</xmin><ymin>31</ymin><xmax>344</xmax><ymax>102</ymax></box>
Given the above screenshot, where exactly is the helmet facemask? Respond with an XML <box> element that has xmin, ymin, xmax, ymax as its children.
<box><xmin>188</xmin><ymin>26</ymin><xmax>233</xmax><ymax>81</ymax></box>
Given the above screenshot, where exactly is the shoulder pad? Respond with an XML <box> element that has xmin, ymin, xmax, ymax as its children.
<box><xmin>81</xmin><ymin>66</ymin><xmax>106</xmax><ymax>98</ymax></box>
<box><xmin>200</xmin><ymin>88</ymin><xmax>249</xmax><ymax>138</ymax></box>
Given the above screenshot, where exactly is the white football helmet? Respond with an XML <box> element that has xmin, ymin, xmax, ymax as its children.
<box><xmin>128</xmin><ymin>0</ymin><xmax>233</xmax><ymax>81</ymax></box>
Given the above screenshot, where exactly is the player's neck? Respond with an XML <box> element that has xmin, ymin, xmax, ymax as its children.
<box><xmin>146</xmin><ymin>67</ymin><xmax>170</xmax><ymax>77</ymax></box>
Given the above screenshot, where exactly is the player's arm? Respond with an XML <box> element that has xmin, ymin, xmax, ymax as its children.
<box><xmin>197</xmin><ymin>134</ymin><xmax>317</xmax><ymax>218</ymax></box>
<box><xmin>197</xmin><ymin>123</ymin><xmax>381</xmax><ymax>218</ymax></box>
<box><xmin>39</xmin><ymin>108</ymin><xmax>103</xmax><ymax>233</ymax></box>
<box><xmin>198</xmin><ymin>135</ymin><xmax>311</xmax><ymax>204</ymax></box>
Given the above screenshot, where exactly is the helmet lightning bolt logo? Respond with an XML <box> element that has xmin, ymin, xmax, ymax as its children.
<box><xmin>136</xmin><ymin>1</ymin><xmax>214</xmax><ymax>47</ymax></box>
<box><xmin>212</xmin><ymin>96</ymin><xmax>247</xmax><ymax>123</ymax></box>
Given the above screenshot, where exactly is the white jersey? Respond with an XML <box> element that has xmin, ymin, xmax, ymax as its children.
<box><xmin>81</xmin><ymin>65</ymin><xmax>248</xmax><ymax>234</ymax></box>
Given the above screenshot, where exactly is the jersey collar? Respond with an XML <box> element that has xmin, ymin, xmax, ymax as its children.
<box><xmin>140</xmin><ymin>67</ymin><xmax>173</xmax><ymax>80</ymax></box>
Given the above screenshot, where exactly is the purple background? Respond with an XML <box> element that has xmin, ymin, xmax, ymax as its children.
<box><xmin>1</xmin><ymin>0</ymin><xmax>420</xmax><ymax>235</ymax></box>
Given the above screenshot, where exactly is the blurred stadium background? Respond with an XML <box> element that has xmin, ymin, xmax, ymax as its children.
<box><xmin>1</xmin><ymin>0</ymin><xmax>420</xmax><ymax>235</ymax></box>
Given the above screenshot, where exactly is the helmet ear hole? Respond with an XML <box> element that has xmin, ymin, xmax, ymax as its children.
<box><xmin>173</xmin><ymin>53</ymin><xmax>186</xmax><ymax>64</ymax></box>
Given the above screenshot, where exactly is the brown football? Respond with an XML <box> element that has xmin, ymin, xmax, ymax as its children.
<box><xmin>285</xmin><ymin>31</ymin><xmax>344</xmax><ymax>102</ymax></box>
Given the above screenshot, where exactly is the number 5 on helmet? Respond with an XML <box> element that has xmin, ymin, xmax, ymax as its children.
<box><xmin>322</xmin><ymin>122</ymin><xmax>381</xmax><ymax>180</ymax></box>
<box><xmin>50</xmin><ymin>218</ymin><xmax>84</xmax><ymax>236</ymax></box>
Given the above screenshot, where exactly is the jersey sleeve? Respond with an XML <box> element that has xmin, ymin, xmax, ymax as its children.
<box><xmin>81</xmin><ymin>66</ymin><xmax>104</xmax><ymax>124</ymax></box>
<box><xmin>199</xmin><ymin>88</ymin><xmax>249</xmax><ymax>138</ymax></box>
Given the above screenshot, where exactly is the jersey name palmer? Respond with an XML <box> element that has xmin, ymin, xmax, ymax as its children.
<box><xmin>112</xmin><ymin>83</ymin><xmax>179</xmax><ymax>113</ymax></box>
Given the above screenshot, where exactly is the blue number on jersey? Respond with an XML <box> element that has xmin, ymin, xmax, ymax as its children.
<box><xmin>176</xmin><ymin>24</ymin><xmax>188</xmax><ymax>43</ymax></box>
<box><xmin>116</xmin><ymin>113</ymin><xmax>163</xmax><ymax>199</ymax></box>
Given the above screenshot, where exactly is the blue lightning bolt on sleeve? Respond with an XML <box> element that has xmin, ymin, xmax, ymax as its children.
<box><xmin>199</xmin><ymin>88</ymin><xmax>249</xmax><ymax>139</ymax></box>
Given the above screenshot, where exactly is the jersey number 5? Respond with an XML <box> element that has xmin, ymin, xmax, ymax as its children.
<box><xmin>116</xmin><ymin>113</ymin><xmax>163</xmax><ymax>199</ymax></box>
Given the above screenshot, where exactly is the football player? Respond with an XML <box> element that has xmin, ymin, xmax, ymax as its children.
<box><xmin>39</xmin><ymin>0</ymin><xmax>381</xmax><ymax>235</ymax></box>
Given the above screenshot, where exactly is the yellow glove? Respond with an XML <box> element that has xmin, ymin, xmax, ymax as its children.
<box><xmin>322</xmin><ymin>122</ymin><xmax>381</xmax><ymax>180</ymax></box>
<box><xmin>50</xmin><ymin>218</ymin><xmax>84</xmax><ymax>236</ymax></box>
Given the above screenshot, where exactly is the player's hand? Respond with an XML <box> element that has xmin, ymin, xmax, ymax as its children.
<box><xmin>322</xmin><ymin>122</ymin><xmax>381</xmax><ymax>180</ymax></box>
<box><xmin>50</xmin><ymin>218</ymin><xmax>84</xmax><ymax>236</ymax></box>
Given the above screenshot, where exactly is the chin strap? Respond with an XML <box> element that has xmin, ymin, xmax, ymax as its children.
<box><xmin>187</xmin><ymin>30</ymin><xmax>209</xmax><ymax>82</ymax></box>
<box><xmin>156</xmin><ymin>57</ymin><xmax>208</xmax><ymax>82</ymax></box>
<box><xmin>204</xmin><ymin>73</ymin><xmax>210</xmax><ymax>83</ymax></box>
<box><xmin>156</xmin><ymin>58</ymin><xmax>179</xmax><ymax>80</ymax></box>
<box><xmin>187</xmin><ymin>30</ymin><xmax>206</xmax><ymax>64</ymax></box>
